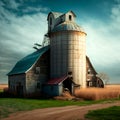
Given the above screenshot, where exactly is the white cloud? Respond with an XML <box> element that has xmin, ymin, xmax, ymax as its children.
<box><xmin>83</xmin><ymin>2</ymin><xmax>120</xmax><ymax>65</ymax></box>
<box><xmin>111</xmin><ymin>1</ymin><xmax>120</xmax><ymax>31</ymax></box>
<box><xmin>0</xmin><ymin>0</ymin><xmax>48</xmax><ymax>83</ymax></box>
<box><xmin>22</xmin><ymin>6</ymin><xmax>49</xmax><ymax>13</ymax></box>
<box><xmin>77</xmin><ymin>1</ymin><xmax>120</xmax><ymax>83</ymax></box>
<box><xmin>83</xmin><ymin>20</ymin><xmax>120</xmax><ymax>66</ymax></box>
<box><xmin>8</xmin><ymin>0</ymin><xmax>20</xmax><ymax>10</ymax></box>
<box><xmin>0</xmin><ymin>0</ymin><xmax>20</xmax><ymax>10</ymax></box>
<box><xmin>0</xmin><ymin>13</ymin><xmax>48</xmax><ymax>54</ymax></box>
<box><xmin>0</xmin><ymin>0</ymin><xmax>120</xmax><ymax>84</ymax></box>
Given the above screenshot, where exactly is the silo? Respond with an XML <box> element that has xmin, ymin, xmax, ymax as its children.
<box><xmin>50</xmin><ymin>21</ymin><xmax>87</xmax><ymax>88</ymax></box>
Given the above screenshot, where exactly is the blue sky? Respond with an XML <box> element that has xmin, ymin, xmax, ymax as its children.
<box><xmin>0</xmin><ymin>0</ymin><xmax>120</xmax><ymax>84</ymax></box>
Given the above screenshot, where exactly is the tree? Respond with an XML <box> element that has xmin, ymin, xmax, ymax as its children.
<box><xmin>96</xmin><ymin>72</ymin><xmax>110</xmax><ymax>85</ymax></box>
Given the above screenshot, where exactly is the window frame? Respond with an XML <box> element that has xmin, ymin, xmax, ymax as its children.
<box><xmin>35</xmin><ymin>67</ymin><xmax>40</xmax><ymax>74</ymax></box>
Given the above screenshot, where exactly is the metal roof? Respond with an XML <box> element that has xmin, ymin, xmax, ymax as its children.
<box><xmin>46</xmin><ymin>75</ymin><xmax>68</xmax><ymax>85</ymax></box>
<box><xmin>47</xmin><ymin>12</ymin><xmax>63</xmax><ymax>20</ymax></box>
<box><xmin>7</xmin><ymin>46</ymin><xmax>50</xmax><ymax>76</ymax></box>
<box><xmin>47</xmin><ymin>11</ymin><xmax>76</xmax><ymax>20</ymax></box>
<box><xmin>51</xmin><ymin>12</ymin><xmax>63</xmax><ymax>19</ymax></box>
<box><xmin>86</xmin><ymin>56</ymin><xmax>97</xmax><ymax>74</ymax></box>
<box><xmin>52</xmin><ymin>22</ymin><xmax>85</xmax><ymax>33</ymax></box>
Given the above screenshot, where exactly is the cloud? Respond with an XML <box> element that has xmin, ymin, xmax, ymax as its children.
<box><xmin>0</xmin><ymin>0</ymin><xmax>48</xmax><ymax>83</ymax></box>
<box><xmin>0</xmin><ymin>0</ymin><xmax>120</xmax><ymax>84</ymax></box>
<box><xmin>0</xmin><ymin>0</ymin><xmax>49</xmax><ymax>15</ymax></box>
<box><xmin>111</xmin><ymin>0</ymin><xmax>120</xmax><ymax>31</ymax></box>
<box><xmin>78</xmin><ymin>0</ymin><xmax>120</xmax><ymax>83</ymax></box>
<box><xmin>7</xmin><ymin>0</ymin><xmax>20</xmax><ymax>10</ymax></box>
<box><xmin>22</xmin><ymin>6</ymin><xmax>49</xmax><ymax>13</ymax></box>
<box><xmin>0</xmin><ymin>0</ymin><xmax>20</xmax><ymax>10</ymax></box>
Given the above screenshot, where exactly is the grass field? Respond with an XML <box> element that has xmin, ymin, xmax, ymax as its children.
<box><xmin>0</xmin><ymin>98</ymin><xmax>120</xmax><ymax>119</ymax></box>
<box><xmin>0</xmin><ymin>89</ymin><xmax>3</xmax><ymax>92</ymax></box>
<box><xmin>0</xmin><ymin>98</ymin><xmax>96</xmax><ymax>118</ymax></box>
<box><xmin>0</xmin><ymin>84</ymin><xmax>120</xmax><ymax>119</ymax></box>
<box><xmin>85</xmin><ymin>106</ymin><xmax>120</xmax><ymax>120</ymax></box>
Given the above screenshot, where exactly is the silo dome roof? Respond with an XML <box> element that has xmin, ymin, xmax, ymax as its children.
<box><xmin>52</xmin><ymin>22</ymin><xmax>85</xmax><ymax>33</ymax></box>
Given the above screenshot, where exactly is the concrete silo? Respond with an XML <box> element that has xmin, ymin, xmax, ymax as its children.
<box><xmin>48</xmin><ymin>11</ymin><xmax>87</xmax><ymax>88</ymax></box>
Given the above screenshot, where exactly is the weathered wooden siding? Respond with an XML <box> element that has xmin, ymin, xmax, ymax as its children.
<box><xmin>86</xmin><ymin>57</ymin><xmax>97</xmax><ymax>87</ymax></box>
<box><xmin>26</xmin><ymin>50</ymin><xmax>50</xmax><ymax>94</ymax></box>
<box><xmin>65</xmin><ymin>12</ymin><xmax>75</xmax><ymax>22</ymax></box>
<box><xmin>86</xmin><ymin>57</ymin><xmax>104</xmax><ymax>87</ymax></box>
<box><xmin>8</xmin><ymin>74</ymin><xmax>26</xmax><ymax>95</ymax></box>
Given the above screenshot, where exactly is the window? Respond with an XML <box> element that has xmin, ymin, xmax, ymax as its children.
<box><xmin>37</xmin><ymin>82</ymin><xmax>41</xmax><ymax>89</ymax></box>
<box><xmin>89</xmin><ymin>82</ymin><xmax>92</xmax><ymax>87</ymax></box>
<box><xmin>69</xmin><ymin>15</ymin><xmax>72</xmax><ymax>21</ymax></box>
<box><xmin>8</xmin><ymin>80</ymin><xmax>10</xmax><ymax>87</ymax></box>
<box><xmin>88</xmin><ymin>69</ymin><xmax>91</xmax><ymax>74</ymax></box>
<box><xmin>50</xmin><ymin>17</ymin><xmax>52</xmax><ymax>25</ymax></box>
<box><xmin>35</xmin><ymin>67</ymin><xmax>40</xmax><ymax>74</ymax></box>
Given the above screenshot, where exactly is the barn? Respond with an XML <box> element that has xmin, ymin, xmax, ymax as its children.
<box><xmin>8</xmin><ymin>10</ymin><xmax>104</xmax><ymax>97</ymax></box>
<box><xmin>8</xmin><ymin>46</ymin><xmax>50</xmax><ymax>96</ymax></box>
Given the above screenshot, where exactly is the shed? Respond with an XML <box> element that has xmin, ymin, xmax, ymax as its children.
<box><xmin>43</xmin><ymin>75</ymin><xmax>80</xmax><ymax>96</ymax></box>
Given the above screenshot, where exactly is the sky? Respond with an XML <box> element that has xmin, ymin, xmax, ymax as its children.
<box><xmin>0</xmin><ymin>0</ymin><xmax>120</xmax><ymax>84</ymax></box>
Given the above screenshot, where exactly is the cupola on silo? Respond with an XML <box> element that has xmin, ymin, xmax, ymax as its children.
<box><xmin>47</xmin><ymin>11</ymin><xmax>87</xmax><ymax>88</ymax></box>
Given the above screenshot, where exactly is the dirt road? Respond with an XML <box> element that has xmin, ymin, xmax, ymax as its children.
<box><xmin>3</xmin><ymin>101</ymin><xmax>120</xmax><ymax>120</ymax></box>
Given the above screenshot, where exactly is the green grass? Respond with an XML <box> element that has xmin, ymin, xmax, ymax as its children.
<box><xmin>0</xmin><ymin>98</ymin><xmax>94</xmax><ymax>118</ymax></box>
<box><xmin>0</xmin><ymin>98</ymin><xmax>120</xmax><ymax>119</ymax></box>
<box><xmin>0</xmin><ymin>89</ymin><xmax>3</xmax><ymax>92</ymax></box>
<box><xmin>85</xmin><ymin>106</ymin><xmax>120</xmax><ymax>120</ymax></box>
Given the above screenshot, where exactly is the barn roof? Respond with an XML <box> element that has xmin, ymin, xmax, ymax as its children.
<box><xmin>46</xmin><ymin>75</ymin><xmax>68</xmax><ymax>85</ymax></box>
<box><xmin>46</xmin><ymin>75</ymin><xmax>80</xmax><ymax>86</ymax></box>
<box><xmin>86</xmin><ymin>56</ymin><xmax>97</xmax><ymax>74</ymax></box>
<box><xmin>7</xmin><ymin>46</ymin><xmax>50</xmax><ymax>76</ymax></box>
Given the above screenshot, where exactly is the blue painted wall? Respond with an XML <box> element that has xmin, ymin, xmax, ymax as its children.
<box><xmin>43</xmin><ymin>84</ymin><xmax>63</xmax><ymax>96</ymax></box>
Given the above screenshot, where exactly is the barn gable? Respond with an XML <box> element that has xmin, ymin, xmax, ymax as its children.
<box><xmin>7</xmin><ymin>46</ymin><xmax>50</xmax><ymax>76</ymax></box>
<box><xmin>86</xmin><ymin>56</ymin><xmax>97</xmax><ymax>75</ymax></box>
<box><xmin>86</xmin><ymin>56</ymin><xmax>104</xmax><ymax>87</ymax></box>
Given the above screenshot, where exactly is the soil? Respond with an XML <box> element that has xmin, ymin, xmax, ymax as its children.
<box><xmin>3</xmin><ymin>101</ymin><xmax>120</xmax><ymax>120</ymax></box>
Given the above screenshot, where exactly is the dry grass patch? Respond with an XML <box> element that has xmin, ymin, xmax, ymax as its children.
<box><xmin>54</xmin><ymin>91</ymin><xmax>75</xmax><ymax>100</ymax></box>
<box><xmin>75</xmin><ymin>86</ymin><xmax>120</xmax><ymax>100</ymax></box>
<box><xmin>0</xmin><ymin>84</ymin><xmax>8</xmax><ymax>90</ymax></box>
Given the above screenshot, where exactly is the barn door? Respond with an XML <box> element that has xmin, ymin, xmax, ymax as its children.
<box><xmin>16</xmin><ymin>82</ymin><xmax>23</xmax><ymax>97</ymax></box>
<box><xmin>63</xmin><ymin>78</ymin><xmax>73</xmax><ymax>94</ymax></box>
